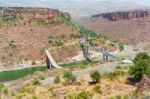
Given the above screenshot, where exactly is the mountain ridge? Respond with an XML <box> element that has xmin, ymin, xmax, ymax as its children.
<box><xmin>85</xmin><ymin>9</ymin><xmax>150</xmax><ymax>50</ymax></box>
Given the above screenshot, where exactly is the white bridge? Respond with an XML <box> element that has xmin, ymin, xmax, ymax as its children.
<box><xmin>45</xmin><ymin>50</ymin><xmax>62</xmax><ymax>69</ymax></box>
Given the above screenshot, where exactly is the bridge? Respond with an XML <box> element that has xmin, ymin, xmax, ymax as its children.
<box><xmin>79</xmin><ymin>39</ymin><xmax>119</xmax><ymax>61</ymax></box>
<box><xmin>45</xmin><ymin>49</ymin><xmax>62</xmax><ymax>69</ymax></box>
<box><xmin>45</xmin><ymin>39</ymin><xmax>119</xmax><ymax>69</ymax></box>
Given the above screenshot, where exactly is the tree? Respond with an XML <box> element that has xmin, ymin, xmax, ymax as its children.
<box><xmin>130</xmin><ymin>52</ymin><xmax>150</xmax><ymax>81</ymax></box>
<box><xmin>90</xmin><ymin>71</ymin><xmax>101</xmax><ymax>83</ymax></box>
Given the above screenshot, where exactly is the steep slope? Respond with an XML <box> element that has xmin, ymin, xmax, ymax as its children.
<box><xmin>85</xmin><ymin>10</ymin><xmax>150</xmax><ymax>50</ymax></box>
<box><xmin>0</xmin><ymin>7</ymin><xmax>80</xmax><ymax>68</ymax></box>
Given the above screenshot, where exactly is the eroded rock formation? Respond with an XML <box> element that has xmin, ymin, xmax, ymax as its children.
<box><xmin>0</xmin><ymin>7</ymin><xmax>69</xmax><ymax>20</ymax></box>
<box><xmin>92</xmin><ymin>10</ymin><xmax>150</xmax><ymax>21</ymax></box>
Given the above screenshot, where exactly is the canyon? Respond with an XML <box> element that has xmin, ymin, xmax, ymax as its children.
<box><xmin>92</xmin><ymin>10</ymin><xmax>150</xmax><ymax>21</ymax></box>
<box><xmin>86</xmin><ymin>10</ymin><xmax>150</xmax><ymax>50</ymax></box>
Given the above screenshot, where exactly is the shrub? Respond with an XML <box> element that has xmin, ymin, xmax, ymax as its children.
<box><xmin>93</xmin><ymin>84</ymin><xmax>101</xmax><ymax>93</ymax></box>
<box><xmin>32</xmin><ymin>61</ymin><xmax>36</xmax><ymax>65</ymax></box>
<box><xmin>104</xmin><ymin>70</ymin><xmax>125</xmax><ymax>81</ymax></box>
<box><xmin>0</xmin><ymin>84</ymin><xmax>5</xmax><ymax>92</ymax></box>
<box><xmin>90</xmin><ymin>71</ymin><xmax>101</xmax><ymax>83</ymax></box>
<box><xmin>107</xmin><ymin>72</ymin><xmax>117</xmax><ymax>81</ymax></box>
<box><xmin>32</xmin><ymin>79</ymin><xmax>41</xmax><ymax>85</ymax></box>
<box><xmin>116</xmin><ymin>95</ymin><xmax>122</xmax><ymax>99</ymax></box>
<box><xmin>32</xmin><ymin>96</ymin><xmax>38</xmax><ymax>99</ymax></box>
<box><xmin>130</xmin><ymin>52</ymin><xmax>150</xmax><ymax>81</ymax></box>
<box><xmin>54</xmin><ymin>76</ymin><xmax>60</xmax><ymax>84</ymax></box>
<box><xmin>3</xmin><ymin>88</ymin><xmax>8</xmax><ymax>95</ymax></box>
<box><xmin>53</xmin><ymin>40</ymin><xmax>64</xmax><ymax>46</ymax></box>
<box><xmin>9</xmin><ymin>43</ymin><xmax>16</xmax><ymax>49</ymax></box>
<box><xmin>119</xmin><ymin>43</ymin><xmax>124</xmax><ymax>51</ymax></box>
<box><xmin>75</xmin><ymin>91</ymin><xmax>93</xmax><ymax>99</ymax></box>
<box><xmin>70</xmin><ymin>34</ymin><xmax>80</xmax><ymax>39</ymax></box>
<box><xmin>38</xmin><ymin>75</ymin><xmax>45</xmax><ymax>80</ymax></box>
<box><xmin>63</xmin><ymin>71</ymin><xmax>76</xmax><ymax>84</ymax></box>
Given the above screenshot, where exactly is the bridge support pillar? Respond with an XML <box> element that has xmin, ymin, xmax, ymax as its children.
<box><xmin>102</xmin><ymin>48</ymin><xmax>109</xmax><ymax>62</ymax></box>
<box><xmin>46</xmin><ymin>55</ymin><xmax>52</xmax><ymax>69</ymax></box>
<box><xmin>81</xmin><ymin>45</ymin><xmax>90</xmax><ymax>61</ymax></box>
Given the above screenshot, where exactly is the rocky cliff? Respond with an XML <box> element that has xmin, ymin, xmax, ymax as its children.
<box><xmin>86</xmin><ymin>9</ymin><xmax>150</xmax><ymax>50</ymax></box>
<box><xmin>92</xmin><ymin>10</ymin><xmax>150</xmax><ymax>21</ymax></box>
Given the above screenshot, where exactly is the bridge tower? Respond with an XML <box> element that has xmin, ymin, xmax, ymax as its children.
<box><xmin>102</xmin><ymin>48</ymin><xmax>109</xmax><ymax>61</ymax></box>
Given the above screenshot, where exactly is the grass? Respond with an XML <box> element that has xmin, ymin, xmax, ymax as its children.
<box><xmin>0</xmin><ymin>59</ymin><xmax>99</xmax><ymax>81</ymax></box>
<box><xmin>60</xmin><ymin>60</ymin><xmax>89</xmax><ymax>67</ymax></box>
<box><xmin>60</xmin><ymin>59</ymin><xmax>100</xmax><ymax>69</ymax></box>
<box><xmin>0</xmin><ymin>66</ymin><xmax>47</xmax><ymax>82</ymax></box>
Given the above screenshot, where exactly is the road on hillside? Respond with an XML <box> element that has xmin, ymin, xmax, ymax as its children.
<box><xmin>41</xmin><ymin>62</ymin><xmax>118</xmax><ymax>85</ymax></box>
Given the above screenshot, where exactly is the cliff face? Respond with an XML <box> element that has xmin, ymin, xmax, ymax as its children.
<box><xmin>86</xmin><ymin>10</ymin><xmax>150</xmax><ymax>50</ymax></box>
<box><xmin>92</xmin><ymin>10</ymin><xmax>150</xmax><ymax>21</ymax></box>
<box><xmin>0</xmin><ymin>7</ymin><xmax>69</xmax><ymax>20</ymax></box>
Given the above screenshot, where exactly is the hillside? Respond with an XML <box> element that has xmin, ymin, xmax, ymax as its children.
<box><xmin>85</xmin><ymin>10</ymin><xmax>150</xmax><ymax>50</ymax></box>
<box><xmin>0</xmin><ymin>7</ymin><xmax>80</xmax><ymax>68</ymax></box>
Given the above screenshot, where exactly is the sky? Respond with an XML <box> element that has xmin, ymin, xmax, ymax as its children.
<box><xmin>0</xmin><ymin>0</ymin><xmax>150</xmax><ymax>21</ymax></box>
<box><xmin>0</xmin><ymin>0</ymin><xmax>150</xmax><ymax>7</ymax></box>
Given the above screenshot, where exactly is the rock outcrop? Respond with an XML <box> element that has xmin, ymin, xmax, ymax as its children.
<box><xmin>92</xmin><ymin>10</ymin><xmax>150</xmax><ymax>21</ymax></box>
<box><xmin>0</xmin><ymin>7</ymin><xmax>69</xmax><ymax>20</ymax></box>
<box><xmin>85</xmin><ymin>9</ymin><xmax>150</xmax><ymax>49</ymax></box>
<box><xmin>137</xmin><ymin>75</ymin><xmax>150</xmax><ymax>98</ymax></box>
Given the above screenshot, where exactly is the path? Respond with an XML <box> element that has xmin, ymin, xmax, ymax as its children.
<box><xmin>41</xmin><ymin>61</ymin><xmax>118</xmax><ymax>85</ymax></box>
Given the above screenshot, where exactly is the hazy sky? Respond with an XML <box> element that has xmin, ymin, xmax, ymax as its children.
<box><xmin>0</xmin><ymin>0</ymin><xmax>150</xmax><ymax>6</ymax></box>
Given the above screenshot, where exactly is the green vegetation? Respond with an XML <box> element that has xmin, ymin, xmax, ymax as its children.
<box><xmin>0</xmin><ymin>83</ymin><xmax>8</xmax><ymax>95</ymax></box>
<box><xmin>32</xmin><ymin>79</ymin><xmax>41</xmax><ymax>85</ymax></box>
<box><xmin>70</xmin><ymin>34</ymin><xmax>81</xmax><ymax>39</ymax></box>
<box><xmin>130</xmin><ymin>52</ymin><xmax>150</xmax><ymax>81</ymax></box>
<box><xmin>0</xmin><ymin>15</ymin><xmax>16</xmax><ymax>22</ymax></box>
<box><xmin>9</xmin><ymin>43</ymin><xmax>16</xmax><ymax>49</ymax></box>
<box><xmin>0</xmin><ymin>66</ymin><xmax>47</xmax><ymax>81</ymax></box>
<box><xmin>93</xmin><ymin>84</ymin><xmax>101</xmax><ymax>93</ymax></box>
<box><xmin>32</xmin><ymin>61</ymin><xmax>36</xmax><ymax>65</ymax></box>
<box><xmin>54</xmin><ymin>76</ymin><xmax>61</xmax><ymax>84</ymax></box>
<box><xmin>61</xmin><ymin>60</ymin><xmax>89</xmax><ymax>68</ymax></box>
<box><xmin>119</xmin><ymin>42</ymin><xmax>124</xmax><ymax>51</ymax></box>
<box><xmin>0</xmin><ymin>15</ymin><xmax>17</xmax><ymax>27</ymax></box>
<box><xmin>32</xmin><ymin>96</ymin><xmax>38</xmax><ymax>99</ymax></box>
<box><xmin>109</xmin><ymin>95</ymin><xmax>129</xmax><ymax>99</ymax></box>
<box><xmin>79</xmin><ymin>26</ymin><xmax>106</xmax><ymax>39</ymax></box>
<box><xmin>103</xmin><ymin>70</ymin><xmax>125</xmax><ymax>81</ymax></box>
<box><xmin>90</xmin><ymin>71</ymin><xmax>101</xmax><ymax>83</ymax></box>
<box><xmin>48</xmin><ymin>35</ymin><xmax>65</xmax><ymax>46</ymax></box>
<box><xmin>60</xmin><ymin>60</ymin><xmax>100</xmax><ymax>69</ymax></box>
<box><xmin>63</xmin><ymin>71</ymin><xmax>76</xmax><ymax>84</ymax></box>
<box><xmin>67</xmin><ymin>91</ymin><xmax>93</xmax><ymax>99</ymax></box>
<box><xmin>37</xmin><ymin>19</ymin><xmax>57</xmax><ymax>26</ymax></box>
<box><xmin>38</xmin><ymin>75</ymin><xmax>45</xmax><ymax>80</ymax></box>
<box><xmin>0</xmin><ymin>84</ymin><xmax>5</xmax><ymax>92</ymax></box>
<box><xmin>75</xmin><ymin>91</ymin><xmax>93</xmax><ymax>99</ymax></box>
<box><xmin>59</xmin><ymin>14</ymin><xmax>77</xmax><ymax>29</ymax></box>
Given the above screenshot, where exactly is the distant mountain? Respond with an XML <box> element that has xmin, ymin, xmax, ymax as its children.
<box><xmin>85</xmin><ymin>10</ymin><xmax>150</xmax><ymax>50</ymax></box>
<box><xmin>0</xmin><ymin>0</ymin><xmax>150</xmax><ymax>22</ymax></box>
